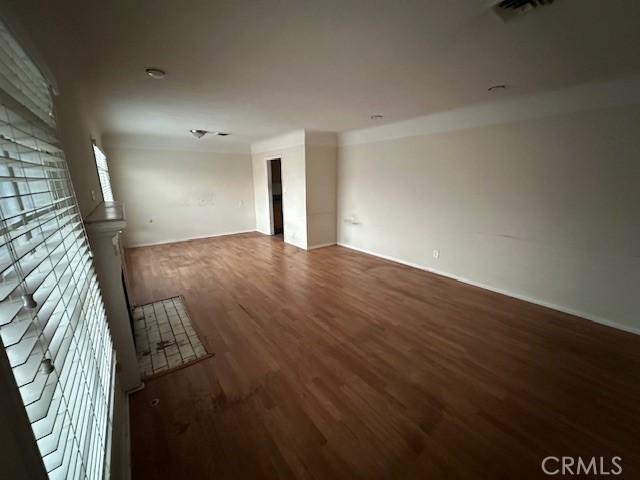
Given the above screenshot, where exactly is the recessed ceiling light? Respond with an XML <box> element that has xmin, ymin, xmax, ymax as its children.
<box><xmin>190</xmin><ymin>129</ymin><xmax>208</xmax><ymax>138</ymax></box>
<box><xmin>488</xmin><ymin>84</ymin><xmax>507</xmax><ymax>92</ymax></box>
<box><xmin>145</xmin><ymin>68</ymin><xmax>166</xmax><ymax>79</ymax></box>
<box><xmin>370</xmin><ymin>114</ymin><xmax>384</xmax><ymax>120</ymax></box>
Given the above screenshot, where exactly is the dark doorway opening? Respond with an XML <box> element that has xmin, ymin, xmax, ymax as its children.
<box><xmin>269</xmin><ymin>158</ymin><xmax>283</xmax><ymax>236</ymax></box>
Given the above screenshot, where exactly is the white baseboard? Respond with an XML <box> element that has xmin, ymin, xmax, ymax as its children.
<box><xmin>337</xmin><ymin>242</ymin><xmax>640</xmax><ymax>336</ymax></box>
<box><xmin>307</xmin><ymin>242</ymin><xmax>337</xmax><ymax>250</ymax></box>
<box><xmin>127</xmin><ymin>229</ymin><xmax>256</xmax><ymax>248</ymax></box>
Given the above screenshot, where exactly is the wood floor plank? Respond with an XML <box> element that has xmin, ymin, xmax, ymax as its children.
<box><xmin>127</xmin><ymin>233</ymin><xmax>640</xmax><ymax>479</ymax></box>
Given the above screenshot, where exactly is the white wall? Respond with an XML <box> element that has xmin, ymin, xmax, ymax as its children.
<box><xmin>107</xmin><ymin>147</ymin><xmax>256</xmax><ymax>247</ymax></box>
<box><xmin>54</xmin><ymin>93</ymin><xmax>105</xmax><ymax>216</ymax></box>
<box><xmin>251</xmin><ymin>131</ymin><xmax>338</xmax><ymax>250</ymax></box>
<box><xmin>306</xmin><ymin>143</ymin><xmax>337</xmax><ymax>248</ymax></box>
<box><xmin>337</xmin><ymin>103</ymin><xmax>640</xmax><ymax>333</ymax></box>
<box><xmin>251</xmin><ymin>155</ymin><xmax>272</xmax><ymax>236</ymax></box>
<box><xmin>252</xmin><ymin>146</ymin><xmax>308</xmax><ymax>249</ymax></box>
<box><xmin>252</xmin><ymin>132</ymin><xmax>308</xmax><ymax>249</ymax></box>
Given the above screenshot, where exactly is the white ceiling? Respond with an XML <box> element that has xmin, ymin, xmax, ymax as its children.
<box><xmin>9</xmin><ymin>0</ymin><xmax>640</xmax><ymax>149</ymax></box>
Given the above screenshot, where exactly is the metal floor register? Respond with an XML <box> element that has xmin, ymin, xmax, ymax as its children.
<box><xmin>133</xmin><ymin>296</ymin><xmax>209</xmax><ymax>377</ymax></box>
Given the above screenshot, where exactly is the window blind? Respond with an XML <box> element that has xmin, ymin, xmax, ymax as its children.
<box><xmin>0</xmin><ymin>19</ymin><xmax>114</xmax><ymax>480</ymax></box>
<box><xmin>92</xmin><ymin>144</ymin><xmax>113</xmax><ymax>203</ymax></box>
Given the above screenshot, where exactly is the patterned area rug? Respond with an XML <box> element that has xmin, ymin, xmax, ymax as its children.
<box><xmin>133</xmin><ymin>296</ymin><xmax>210</xmax><ymax>378</ymax></box>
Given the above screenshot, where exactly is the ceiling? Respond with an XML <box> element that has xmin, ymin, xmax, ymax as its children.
<box><xmin>8</xmin><ymin>0</ymin><xmax>640</xmax><ymax>149</ymax></box>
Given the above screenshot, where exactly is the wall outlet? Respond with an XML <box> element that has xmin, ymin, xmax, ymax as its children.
<box><xmin>90</xmin><ymin>190</ymin><xmax>96</xmax><ymax>201</ymax></box>
<box><xmin>433</xmin><ymin>249</ymin><xmax>440</xmax><ymax>259</ymax></box>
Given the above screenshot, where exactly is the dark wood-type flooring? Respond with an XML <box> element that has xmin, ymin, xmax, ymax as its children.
<box><xmin>127</xmin><ymin>233</ymin><xmax>640</xmax><ymax>479</ymax></box>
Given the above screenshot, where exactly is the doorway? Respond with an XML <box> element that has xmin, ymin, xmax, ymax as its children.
<box><xmin>269</xmin><ymin>158</ymin><xmax>283</xmax><ymax>237</ymax></box>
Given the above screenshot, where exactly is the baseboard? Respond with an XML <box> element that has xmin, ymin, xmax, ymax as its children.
<box><xmin>128</xmin><ymin>230</ymin><xmax>256</xmax><ymax>248</ymax></box>
<box><xmin>307</xmin><ymin>242</ymin><xmax>337</xmax><ymax>250</ymax></box>
<box><xmin>337</xmin><ymin>242</ymin><xmax>640</xmax><ymax>336</ymax></box>
<box><xmin>281</xmin><ymin>237</ymin><xmax>306</xmax><ymax>250</ymax></box>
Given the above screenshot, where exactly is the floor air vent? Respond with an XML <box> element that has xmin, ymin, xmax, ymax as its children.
<box><xmin>493</xmin><ymin>0</ymin><xmax>555</xmax><ymax>22</ymax></box>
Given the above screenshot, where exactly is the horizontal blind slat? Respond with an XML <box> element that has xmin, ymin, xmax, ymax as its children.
<box><xmin>0</xmin><ymin>153</ymin><xmax>65</xmax><ymax>171</ymax></box>
<box><xmin>0</xmin><ymin>117</ymin><xmax>60</xmax><ymax>150</ymax></box>
<box><xmin>0</xmin><ymin>241</ymin><xmax>88</xmax><ymax>328</ymax></box>
<box><xmin>22</xmin><ymin>269</ymin><xmax>96</xmax><ymax>423</ymax></box>
<box><xmin>0</xmin><ymin>213</ymin><xmax>80</xmax><ymax>274</ymax></box>
<box><xmin>2</xmin><ymin>244</ymin><xmax>88</xmax><ymax>347</ymax></box>
<box><xmin>0</xmin><ymin>195</ymin><xmax>72</xmax><ymax>223</ymax></box>
<box><xmin>0</xmin><ymin>219</ymin><xmax>84</xmax><ymax>301</ymax></box>
<box><xmin>0</xmin><ymin>131</ymin><xmax>63</xmax><ymax>156</ymax></box>
<box><xmin>8</xmin><ymin>252</ymin><xmax>90</xmax><ymax>389</ymax></box>
<box><xmin>0</xmin><ymin>205</ymin><xmax>76</xmax><ymax>244</ymax></box>
<box><xmin>40</xmin><ymin>281</ymin><xmax>97</xmax><ymax>463</ymax></box>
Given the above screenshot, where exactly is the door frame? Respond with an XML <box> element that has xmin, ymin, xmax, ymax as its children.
<box><xmin>266</xmin><ymin>157</ymin><xmax>283</xmax><ymax>236</ymax></box>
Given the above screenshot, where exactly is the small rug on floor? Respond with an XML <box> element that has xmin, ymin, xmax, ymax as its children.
<box><xmin>133</xmin><ymin>296</ymin><xmax>211</xmax><ymax>378</ymax></box>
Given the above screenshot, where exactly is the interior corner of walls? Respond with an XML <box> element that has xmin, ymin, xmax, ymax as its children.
<box><xmin>284</xmin><ymin>236</ymin><xmax>307</xmax><ymax>251</ymax></box>
<box><xmin>307</xmin><ymin>242</ymin><xmax>337</xmax><ymax>250</ymax></box>
<box><xmin>305</xmin><ymin>130</ymin><xmax>338</xmax><ymax>148</ymax></box>
<box><xmin>251</xmin><ymin>130</ymin><xmax>306</xmax><ymax>154</ymax></box>
<box><xmin>51</xmin><ymin>97</ymin><xmax>103</xmax><ymax>218</ymax></box>
<box><xmin>90</xmin><ymin>132</ymin><xmax>104</xmax><ymax>149</ymax></box>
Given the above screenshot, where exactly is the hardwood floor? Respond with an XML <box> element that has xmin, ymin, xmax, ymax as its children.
<box><xmin>127</xmin><ymin>233</ymin><xmax>640</xmax><ymax>479</ymax></box>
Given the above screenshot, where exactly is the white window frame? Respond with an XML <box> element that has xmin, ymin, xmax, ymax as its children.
<box><xmin>91</xmin><ymin>143</ymin><xmax>114</xmax><ymax>203</ymax></box>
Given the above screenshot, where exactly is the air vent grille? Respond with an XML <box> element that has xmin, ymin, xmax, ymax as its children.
<box><xmin>493</xmin><ymin>0</ymin><xmax>555</xmax><ymax>21</ymax></box>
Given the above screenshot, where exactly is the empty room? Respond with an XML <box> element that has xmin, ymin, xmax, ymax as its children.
<box><xmin>1</xmin><ymin>0</ymin><xmax>639</xmax><ymax>479</ymax></box>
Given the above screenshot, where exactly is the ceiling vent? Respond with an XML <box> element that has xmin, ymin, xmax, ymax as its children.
<box><xmin>492</xmin><ymin>0</ymin><xmax>555</xmax><ymax>22</ymax></box>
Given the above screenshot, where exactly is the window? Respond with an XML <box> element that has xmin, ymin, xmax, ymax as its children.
<box><xmin>92</xmin><ymin>144</ymin><xmax>113</xmax><ymax>202</ymax></box>
<box><xmin>0</xmin><ymin>19</ymin><xmax>114</xmax><ymax>480</ymax></box>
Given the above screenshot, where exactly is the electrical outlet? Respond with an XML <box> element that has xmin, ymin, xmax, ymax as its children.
<box><xmin>90</xmin><ymin>190</ymin><xmax>96</xmax><ymax>201</ymax></box>
<box><xmin>433</xmin><ymin>249</ymin><xmax>440</xmax><ymax>260</ymax></box>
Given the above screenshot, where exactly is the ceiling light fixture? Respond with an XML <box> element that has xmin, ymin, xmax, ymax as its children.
<box><xmin>145</xmin><ymin>68</ymin><xmax>166</xmax><ymax>79</ymax></box>
<box><xmin>488</xmin><ymin>84</ymin><xmax>507</xmax><ymax>92</ymax></box>
<box><xmin>189</xmin><ymin>130</ymin><xmax>230</xmax><ymax>138</ymax></box>
<box><xmin>370</xmin><ymin>114</ymin><xmax>384</xmax><ymax>120</ymax></box>
<box><xmin>190</xmin><ymin>129</ymin><xmax>208</xmax><ymax>138</ymax></box>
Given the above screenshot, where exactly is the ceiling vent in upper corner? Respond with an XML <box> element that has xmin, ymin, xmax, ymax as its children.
<box><xmin>492</xmin><ymin>0</ymin><xmax>556</xmax><ymax>22</ymax></box>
